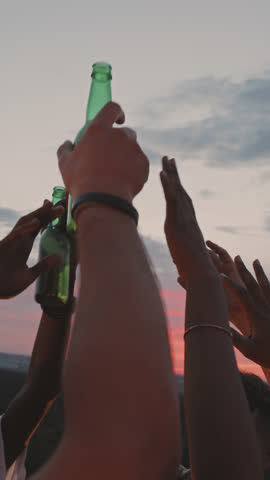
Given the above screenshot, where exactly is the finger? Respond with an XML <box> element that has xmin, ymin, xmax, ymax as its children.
<box><xmin>231</xmin><ymin>327</ymin><xmax>254</xmax><ymax>359</ymax></box>
<box><xmin>221</xmin><ymin>275</ymin><xmax>256</xmax><ymax>314</ymax></box>
<box><xmin>57</xmin><ymin>140</ymin><xmax>74</xmax><ymax>166</ymax></box>
<box><xmin>39</xmin><ymin>205</ymin><xmax>65</xmax><ymax>235</ymax></box>
<box><xmin>91</xmin><ymin>101</ymin><xmax>125</xmax><ymax>128</ymax></box>
<box><xmin>235</xmin><ymin>256</ymin><xmax>268</xmax><ymax>306</ymax></box>
<box><xmin>207</xmin><ymin>248</ymin><xmax>223</xmax><ymax>271</ymax></box>
<box><xmin>120</xmin><ymin>126</ymin><xmax>137</xmax><ymax>142</ymax></box>
<box><xmin>2</xmin><ymin>218</ymin><xmax>40</xmax><ymax>245</ymax></box>
<box><xmin>206</xmin><ymin>240</ymin><xmax>233</xmax><ymax>265</ymax></box>
<box><xmin>28</xmin><ymin>254</ymin><xmax>63</xmax><ymax>282</ymax></box>
<box><xmin>15</xmin><ymin>202</ymin><xmax>52</xmax><ymax>229</ymax></box>
<box><xmin>161</xmin><ymin>157</ymin><xmax>182</xmax><ymax>200</ymax></box>
<box><xmin>177</xmin><ymin>276</ymin><xmax>186</xmax><ymax>289</ymax></box>
<box><xmin>21</xmin><ymin>204</ymin><xmax>65</xmax><ymax>239</ymax></box>
<box><xmin>253</xmin><ymin>259</ymin><xmax>270</xmax><ymax>304</ymax></box>
<box><xmin>52</xmin><ymin>205</ymin><xmax>65</xmax><ymax>219</ymax></box>
<box><xmin>163</xmin><ymin>157</ymin><xmax>183</xmax><ymax>187</ymax></box>
<box><xmin>162</xmin><ymin>156</ymin><xmax>169</xmax><ymax>171</ymax></box>
<box><xmin>167</xmin><ymin>158</ymin><xmax>196</xmax><ymax>216</ymax></box>
<box><xmin>160</xmin><ymin>170</ymin><xmax>172</xmax><ymax>203</ymax></box>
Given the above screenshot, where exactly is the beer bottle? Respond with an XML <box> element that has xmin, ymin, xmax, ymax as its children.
<box><xmin>67</xmin><ymin>61</ymin><xmax>112</xmax><ymax>233</ymax></box>
<box><xmin>35</xmin><ymin>186</ymin><xmax>70</xmax><ymax>308</ymax></box>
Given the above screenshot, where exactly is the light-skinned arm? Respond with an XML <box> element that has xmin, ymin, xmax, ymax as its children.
<box><xmin>31</xmin><ymin>102</ymin><xmax>181</xmax><ymax>480</ymax></box>
<box><xmin>161</xmin><ymin>157</ymin><xmax>263</xmax><ymax>480</ymax></box>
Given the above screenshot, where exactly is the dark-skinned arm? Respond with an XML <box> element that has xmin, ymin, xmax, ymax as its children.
<box><xmin>1</xmin><ymin>310</ymin><xmax>72</xmax><ymax>469</ymax></box>
<box><xmin>1</xmin><ymin>231</ymin><xmax>76</xmax><ymax>470</ymax></box>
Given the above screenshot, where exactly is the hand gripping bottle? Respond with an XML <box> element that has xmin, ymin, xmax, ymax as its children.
<box><xmin>67</xmin><ymin>62</ymin><xmax>112</xmax><ymax>233</ymax></box>
<box><xmin>35</xmin><ymin>186</ymin><xmax>70</xmax><ymax>308</ymax></box>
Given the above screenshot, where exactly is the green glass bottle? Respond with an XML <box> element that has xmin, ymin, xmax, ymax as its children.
<box><xmin>35</xmin><ymin>186</ymin><xmax>70</xmax><ymax>308</ymax></box>
<box><xmin>67</xmin><ymin>61</ymin><xmax>112</xmax><ymax>233</ymax></box>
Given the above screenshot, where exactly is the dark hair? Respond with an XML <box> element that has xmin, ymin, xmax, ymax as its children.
<box><xmin>240</xmin><ymin>372</ymin><xmax>270</xmax><ymax>417</ymax></box>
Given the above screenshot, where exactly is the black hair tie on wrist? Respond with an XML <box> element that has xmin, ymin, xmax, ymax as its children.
<box><xmin>41</xmin><ymin>297</ymin><xmax>76</xmax><ymax>321</ymax></box>
<box><xmin>71</xmin><ymin>192</ymin><xmax>139</xmax><ymax>226</ymax></box>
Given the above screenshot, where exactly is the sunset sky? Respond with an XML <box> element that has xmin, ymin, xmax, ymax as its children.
<box><xmin>1</xmin><ymin>0</ymin><xmax>270</xmax><ymax>378</ymax></box>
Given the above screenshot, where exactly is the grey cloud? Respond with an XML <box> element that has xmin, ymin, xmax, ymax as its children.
<box><xmin>264</xmin><ymin>215</ymin><xmax>270</xmax><ymax>232</ymax></box>
<box><xmin>137</xmin><ymin>72</ymin><xmax>270</xmax><ymax>168</ymax></box>
<box><xmin>199</xmin><ymin>189</ymin><xmax>215</xmax><ymax>199</ymax></box>
<box><xmin>215</xmin><ymin>226</ymin><xmax>239</xmax><ymax>234</ymax></box>
<box><xmin>142</xmin><ymin>146</ymin><xmax>162</xmax><ymax>163</ymax></box>
<box><xmin>0</xmin><ymin>207</ymin><xmax>20</xmax><ymax>225</ymax></box>
<box><xmin>258</xmin><ymin>170</ymin><xmax>270</xmax><ymax>185</ymax></box>
<box><xmin>142</xmin><ymin>235</ymin><xmax>179</xmax><ymax>289</ymax></box>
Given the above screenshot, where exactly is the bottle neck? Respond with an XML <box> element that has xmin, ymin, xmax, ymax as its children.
<box><xmin>51</xmin><ymin>212</ymin><xmax>66</xmax><ymax>230</ymax></box>
<box><xmin>51</xmin><ymin>188</ymin><xmax>67</xmax><ymax>230</ymax></box>
<box><xmin>85</xmin><ymin>77</ymin><xmax>112</xmax><ymax>123</ymax></box>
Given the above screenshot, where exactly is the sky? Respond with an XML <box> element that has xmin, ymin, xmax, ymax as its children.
<box><xmin>0</xmin><ymin>0</ymin><xmax>270</xmax><ymax>378</ymax></box>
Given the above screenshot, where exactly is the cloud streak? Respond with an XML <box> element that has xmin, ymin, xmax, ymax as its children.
<box><xmin>0</xmin><ymin>207</ymin><xmax>20</xmax><ymax>226</ymax></box>
<box><xmin>137</xmin><ymin>71</ymin><xmax>270</xmax><ymax>168</ymax></box>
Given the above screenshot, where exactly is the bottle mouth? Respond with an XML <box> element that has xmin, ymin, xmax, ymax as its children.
<box><xmin>92</xmin><ymin>61</ymin><xmax>112</xmax><ymax>80</ymax></box>
<box><xmin>53</xmin><ymin>186</ymin><xmax>66</xmax><ymax>194</ymax></box>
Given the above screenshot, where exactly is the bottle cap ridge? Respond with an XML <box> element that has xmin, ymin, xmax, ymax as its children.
<box><xmin>91</xmin><ymin>61</ymin><xmax>112</xmax><ymax>80</ymax></box>
<box><xmin>53</xmin><ymin>186</ymin><xmax>66</xmax><ymax>194</ymax></box>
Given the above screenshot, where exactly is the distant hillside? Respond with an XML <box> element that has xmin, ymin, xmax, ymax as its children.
<box><xmin>0</xmin><ymin>352</ymin><xmax>30</xmax><ymax>372</ymax></box>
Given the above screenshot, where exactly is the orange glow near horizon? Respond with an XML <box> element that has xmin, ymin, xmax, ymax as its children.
<box><xmin>0</xmin><ymin>286</ymin><xmax>266</xmax><ymax>380</ymax></box>
<box><xmin>161</xmin><ymin>289</ymin><xmax>265</xmax><ymax>379</ymax></box>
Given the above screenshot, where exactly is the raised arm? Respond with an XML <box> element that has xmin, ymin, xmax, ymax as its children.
<box><xmin>32</xmin><ymin>102</ymin><xmax>181</xmax><ymax>480</ymax></box>
<box><xmin>1</xmin><ymin>227</ymin><xmax>76</xmax><ymax>470</ymax></box>
<box><xmin>1</xmin><ymin>310</ymin><xmax>71</xmax><ymax>469</ymax></box>
<box><xmin>160</xmin><ymin>157</ymin><xmax>263</xmax><ymax>480</ymax></box>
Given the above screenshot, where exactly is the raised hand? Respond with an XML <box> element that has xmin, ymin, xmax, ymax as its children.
<box><xmin>160</xmin><ymin>156</ymin><xmax>213</xmax><ymax>283</ymax></box>
<box><xmin>223</xmin><ymin>257</ymin><xmax>270</xmax><ymax>369</ymax></box>
<box><xmin>0</xmin><ymin>200</ymin><xmax>64</xmax><ymax>299</ymax></box>
<box><xmin>206</xmin><ymin>240</ymin><xmax>250</xmax><ymax>335</ymax></box>
<box><xmin>57</xmin><ymin>101</ymin><xmax>149</xmax><ymax>205</ymax></box>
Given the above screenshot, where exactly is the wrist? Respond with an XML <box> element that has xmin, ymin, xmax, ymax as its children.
<box><xmin>185</xmin><ymin>267</ymin><xmax>220</xmax><ymax>288</ymax></box>
<box><xmin>71</xmin><ymin>179</ymin><xmax>132</xmax><ymax>205</ymax></box>
<box><xmin>41</xmin><ymin>297</ymin><xmax>76</xmax><ymax>321</ymax></box>
<box><xmin>76</xmin><ymin>202</ymin><xmax>136</xmax><ymax>231</ymax></box>
<box><xmin>177</xmin><ymin>253</ymin><xmax>216</xmax><ymax>284</ymax></box>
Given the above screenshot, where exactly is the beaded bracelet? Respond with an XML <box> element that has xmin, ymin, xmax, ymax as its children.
<box><xmin>184</xmin><ymin>324</ymin><xmax>232</xmax><ymax>340</ymax></box>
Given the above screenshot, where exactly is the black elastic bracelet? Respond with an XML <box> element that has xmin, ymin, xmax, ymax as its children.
<box><xmin>72</xmin><ymin>192</ymin><xmax>139</xmax><ymax>226</ymax></box>
<box><xmin>41</xmin><ymin>297</ymin><xmax>76</xmax><ymax>321</ymax></box>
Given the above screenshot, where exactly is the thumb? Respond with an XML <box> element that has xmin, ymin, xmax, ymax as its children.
<box><xmin>177</xmin><ymin>276</ymin><xmax>186</xmax><ymax>290</ymax></box>
<box><xmin>57</xmin><ymin>140</ymin><xmax>73</xmax><ymax>173</ymax></box>
<box><xmin>231</xmin><ymin>327</ymin><xmax>253</xmax><ymax>359</ymax></box>
<box><xmin>29</xmin><ymin>254</ymin><xmax>63</xmax><ymax>281</ymax></box>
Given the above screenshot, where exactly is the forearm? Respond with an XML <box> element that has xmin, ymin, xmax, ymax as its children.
<box><xmin>27</xmin><ymin>311</ymin><xmax>71</xmax><ymax>395</ymax></box>
<box><xmin>184</xmin><ymin>271</ymin><xmax>263</xmax><ymax>480</ymax></box>
<box><xmin>2</xmin><ymin>383</ymin><xmax>54</xmax><ymax>469</ymax></box>
<box><xmin>63</xmin><ymin>207</ymin><xmax>181</xmax><ymax>477</ymax></box>
<box><xmin>2</xmin><ymin>312</ymin><xmax>71</xmax><ymax>469</ymax></box>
